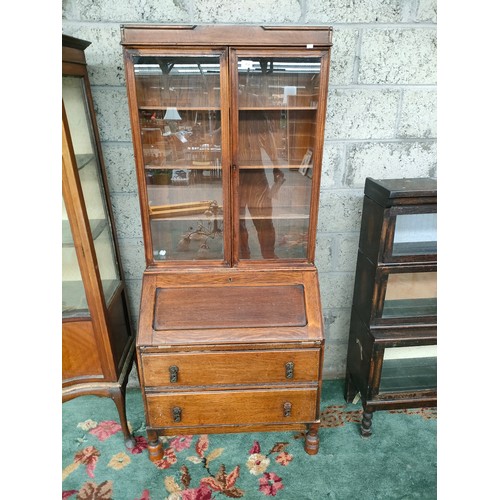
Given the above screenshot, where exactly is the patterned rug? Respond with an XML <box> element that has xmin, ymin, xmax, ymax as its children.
<box><xmin>62</xmin><ymin>380</ymin><xmax>437</xmax><ymax>499</ymax></box>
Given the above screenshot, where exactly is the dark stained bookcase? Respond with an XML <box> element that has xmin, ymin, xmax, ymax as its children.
<box><xmin>344</xmin><ymin>177</ymin><xmax>437</xmax><ymax>436</ymax></box>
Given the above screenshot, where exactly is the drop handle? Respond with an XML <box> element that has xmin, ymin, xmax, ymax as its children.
<box><xmin>169</xmin><ymin>365</ymin><xmax>179</xmax><ymax>383</ymax></box>
<box><xmin>283</xmin><ymin>402</ymin><xmax>292</xmax><ymax>417</ymax></box>
<box><xmin>172</xmin><ymin>406</ymin><xmax>182</xmax><ymax>423</ymax></box>
<box><xmin>285</xmin><ymin>361</ymin><xmax>294</xmax><ymax>379</ymax></box>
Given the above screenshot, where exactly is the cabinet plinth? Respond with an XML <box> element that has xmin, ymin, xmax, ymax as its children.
<box><xmin>62</xmin><ymin>34</ymin><xmax>135</xmax><ymax>447</ymax></box>
<box><xmin>345</xmin><ymin>177</ymin><xmax>437</xmax><ymax>437</ymax></box>
<box><xmin>122</xmin><ymin>24</ymin><xmax>331</xmax><ymax>458</ymax></box>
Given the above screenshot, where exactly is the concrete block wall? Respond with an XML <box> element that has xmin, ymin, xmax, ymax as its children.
<box><xmin>62</xmin><ymin>0</ymin><xmax>437</xmax><ymax>382</ymax></box>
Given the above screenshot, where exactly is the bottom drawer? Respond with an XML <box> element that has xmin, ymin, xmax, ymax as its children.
<box><xmin>146</xmin><ymin>388</ymin><xmax>318</xmax><ymax>427</ymax></box>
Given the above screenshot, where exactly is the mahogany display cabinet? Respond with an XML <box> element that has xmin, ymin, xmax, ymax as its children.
<box><xmin>344</xmin><ymin>177</ymin><xmax>437</xmax><ymax>436</ymax></box>
<box><xmin>62</xmin><ymin>34</ymin><xmax>135</xmax><ymax>447</ymax></box>
<box><xmin>121</xmin><ymin>24</ymin><xmax>332</xmax><ymax>459</ymax></box>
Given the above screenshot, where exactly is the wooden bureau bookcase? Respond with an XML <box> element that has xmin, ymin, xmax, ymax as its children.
<box><xmin>121</xmin><ymin>24</ymin><xmax>332</xmax><ymax>459</ymax></box>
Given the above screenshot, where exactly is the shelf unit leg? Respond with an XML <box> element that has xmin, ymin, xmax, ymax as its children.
<box><xmin>360</xmin><ymin>409</ymin><xmax>373</xmax><ymax>437</ymax></box>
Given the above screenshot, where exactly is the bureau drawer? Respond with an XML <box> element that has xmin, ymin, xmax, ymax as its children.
<box><xmin>146</xmin><ymin>388</ymin><xmax>318</xmax><ymax>427</ymax></box>
<box><xmin>141</xmin><ymin>349</ymin><xmax>320</xmax><ymax>387</ymax></box>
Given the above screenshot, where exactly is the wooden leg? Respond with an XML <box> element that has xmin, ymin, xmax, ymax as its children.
<box><xmin>360</xmin><ymin>408</ymin><xmax>373</xmax><ymax>437</ymax></box>
<box><xmin>304</xmin><ymin>422</ymin><xmax>320</xmax><ymax>455</ymax></box>
<box><xmin>109</xmin><ymin>387</ymin><xmax>135</xmax><ymax>449</ymax></box>
<box><xmin>344</xmin><ymin>371</ymin><xmax>357</xmax><ymax>403</ymax></box>
<box><xmin>147</xmin><ymin>430</ymin><xmax>164</xmax><ymax>462</ymax></box>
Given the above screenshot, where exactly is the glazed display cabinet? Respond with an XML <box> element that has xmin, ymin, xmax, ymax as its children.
<box><xmin>62</xmin><ymin>34</ymin><xmax>135</xmax><ymax>447</ymax></box>
<box><xmin>121</xmin><ymin>24</ymin><xmax>331</xmax><ymax>459</ymax></box>
<box><xmin>344</xmin><ymin>177</ymin><xmax>437</xmax><ymax>436</ymax></box>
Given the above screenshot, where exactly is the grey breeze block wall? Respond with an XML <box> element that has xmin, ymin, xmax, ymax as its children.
<box><xmin>62</xmin><ymin>0</ymin><xmax>437</xmax><ymax>383</ymax></box>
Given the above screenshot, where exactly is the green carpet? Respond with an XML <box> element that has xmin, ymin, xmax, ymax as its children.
<box><xmin>62</xmin><ymin>380</ymin><xmax>436</xmax><ymax>499</ymax></box>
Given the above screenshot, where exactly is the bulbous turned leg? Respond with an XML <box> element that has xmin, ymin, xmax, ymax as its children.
<box><xmin>304</xmin><ymin>422</ymin><xmax>320</xmax><ymax>455</ymax></box>
<box><xmin>360</xmin><ymin>409</ymin><xmax>373</xmax><ymax>437</ymax></box>
<box><xmin>147</xmin><ymin>430</ymin><xmax>164</xmax><ymax>462</ymax></box>
<box><xmin>109</xmin><ymin>387</ymin><xmax>135</xmax><ymax>449</ymax></box>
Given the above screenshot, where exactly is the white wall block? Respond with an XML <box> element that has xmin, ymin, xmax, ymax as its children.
<box><xmin>318</xmin><ymin>190</ymin><xmax>364</xmax><ymax>233</ymax></box>
<box><xmin>92</xmin><ymin>88</ymin><xmax>131</xmax><ymax>143</ymax></box>
<box><xmin>194</xmin><ymin>0</ymin><xmax>302</xmax><ymax>23</ymax></box>
<box><xmin>399</xmin><ymin>90</ymin><xmax>437</xmax><ymax>138</ymax></box>
<box><xmin>344</xmin><ymin>142</ymin><xmax>436</xmax><ymax>186</ymax></box>
<box><xmin>326</xmin><ymin>89</ymin><xmax>400</xmax><ymax>140</ymax></box>
<box><xmin>110</xmin><ymin>193</ymin><xmax>143</xmax><ymax>239</ymax></box>
<box><xmin>62</xmin><ymin>0</ymin><xmax>190</xmax><ymax>23</ymax></box>
<box><xmin>101</xmin><ymin>142</ymin><xmax>138</xmax><ymax>194</ymax></box>
<box><xmin>330</xmin><ymin>29</ymin><xmax>359</xmax><ymax>86</ymax></box>
<box><xmin>359</xmin><ymin>29</ymin><xmax>437</xmax><ymax>84</ymax></box>
<box><xmin>305</xmin><ymin>0</ymin><xmax>404</xmax><ymax>23</ymax></box>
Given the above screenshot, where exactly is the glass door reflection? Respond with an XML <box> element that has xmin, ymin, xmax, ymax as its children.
<box><xmin>62</xmin><ymin>76</ymin><xmax>121</xmax><ymax>307</ymax></box>
<box><xmin>382</xmin><ymin>271</ymin><xmax>437</xmax><ymax>318</ymax></box>
<box><xmin>393</xmin><ymin>213</ymin><xmax>437</xmax><ymax>257</ymax></box>
<box><xmin>133</xmin><ymin>55</ymin><xmax>224</xmax><ymax>261</ymax></box>
<box><xmin>379</xmin><ymin>345</ymin><xmax>437</xmax><ymax>393</ymax></box>
<box><xmin>237</xmin><ymin>57</ymin><xmax>321</xmax><ymax>260</ymax></box>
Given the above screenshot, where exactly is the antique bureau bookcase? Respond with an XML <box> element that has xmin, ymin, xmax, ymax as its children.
<box><xmin>344</xmin><ymin>177</ymin><xmax>437</xmax><ymax>436</ymax></box>
<box><xmin>62</xmin><ymin>34</ymin><xmax>135</xmax><ymax>447</ymax></box>
<box><xmin>121</xmin><ymin>24</ymin><xmax>332</xmax><ymax>459</ymax></box>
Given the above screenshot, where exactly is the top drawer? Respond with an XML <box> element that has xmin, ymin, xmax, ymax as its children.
<box><xmin>141</xmin><ymin>349</ymin><xmax>320</xmax><ymax>387</ymax></box>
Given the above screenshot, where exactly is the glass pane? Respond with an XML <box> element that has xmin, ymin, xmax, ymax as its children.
<box><xmin>62</xmin><ymin>76</ymin><xmax>121</xmax><ymax>303</ymax></box>
<box><xmin>380</xmin><ymin>345</ymin><xmax>437</xmax><ymax>393</ymax></box>
<box><xmin>237</xmin><ymin>57</ymin><xmax>320</xmax><ymax>260</ymax></box>
<box><xmin>62</xmin><ymin>196</ymin><xmax>89</xmax><ymax>318</ymax></box>
<box><xmin>382</xmin><ymin>272</ymin><xmax>437</xmax><ymax>318</ymax></box>
<box><xmin>393</xmin><ymin>213</ymin><xmax>437</xmax><ymax>256</ymax></box>
<box><xmin>133</xmin><ymin>55</ymin><xmax>224</xmax><ymax>261</ymax></box>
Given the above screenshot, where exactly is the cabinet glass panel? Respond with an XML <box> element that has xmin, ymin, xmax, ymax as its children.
<box><xmin>62</xmin><ymin>196</ymin><xmax>89</xmax><ymax>318</ymax></box>
<box><xmin>382</xmin><ymin>271</ymin><xmax>437</xmax><ymax>318</ymax></box>
<box><xmin>132</xmin><ymin>55</ymin><xmax>224</xmax><ymax>261</ymax></box>
<box><xmin>379</xmin><ymin>345</ymin><xmax>437</xmax><ymax>393</ymax></box>
<box><xmin>237</xmin><ymin>57</ymin><xmax>320</xmax><ymax>260</ymax></box>
<box><xmin>62</xmin><ymin>76</ymin><xmax>121</xmax><ymax>303</ymax></box>
<box><xmin>393</xmin><ymin>213</ymin><xmax>437</xmax><ymax>256</ymax></box>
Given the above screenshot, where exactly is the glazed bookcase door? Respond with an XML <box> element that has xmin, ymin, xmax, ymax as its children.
<box><xmin>126</xmin><ymin>50</ymin><xmax>230</xmax><ymax>265</ymax></box>
<box><xmin>62</xmin><ymin>75</ymin><xmax>122</xmax><ymax>318</ymax></box>
<box><xmin>382</xmin><ymin>206</ymin><xmax>437</xmax><ymax>263</ymax></box>
<box><xmin>377</xmin><ymin>344</ymin><xmax>437</xmax><ymax>395</ymax></box>
<box><xmin>231</xmin><ymin>50</ymin><xmax>329</xmax><ymax>263</ymax></box>
<box><xmin>378</xmin><ymin>268</ymin><xmax>437</xmax><ymax>322</ymax></box>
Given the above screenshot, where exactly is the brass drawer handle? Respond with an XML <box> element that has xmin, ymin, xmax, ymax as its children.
<box><xmin>169</xmin><ymin>365</ymin><xmax>179</xmax><ymax>383</ymax></box>
<box><xmin>172</xmin><ymin>406</ymin><xmax>182</xmax><ymax>423</ymax></box>
<box><xmin>283</xmin><ymin>401</ymin><xmax>292</xmax><ymax>417</ymax></box>
<box><xmin>285</xmin><ymin>361</ymin><xmax>294</xmax><ymax>379</ymax></box>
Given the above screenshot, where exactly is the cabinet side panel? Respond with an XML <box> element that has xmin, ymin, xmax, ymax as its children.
<box><xmin>63</xmin><ymin>320</ymin><xmax>103</xmax><ymax>382</ymax></box>
<box><xmin>107</xmin><ymin>290</ymin><xmax>133</xmax><ymax>373</ymax></box>
<box><xmin>358</xmin><ymin>196</ymin><xmax>385</xmax><ymax>264</ymax></box>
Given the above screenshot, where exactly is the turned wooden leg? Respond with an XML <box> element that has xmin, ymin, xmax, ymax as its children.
<box><xmin>344</xmin><ymin>371</ymin><xmax>357</xmax><ymax>403</ymax></box>
<box><xmin>109</xmin><ymin>387</ymin><xmax>135</xmax><ymax>448</ymax></box>
<box><xmin>360</xmin><ymin>408</ymin><xmax>373</xmax><ymax>437</ymax></box>
<box><xmin>304</xmin><ymin>422</ymin><xmax>320</xmax><ymax>455</ymax></box>
<box><xmin>147</xmin><ymin>430</ymin><xmax>164</xmax><ymax>462</ymax></box>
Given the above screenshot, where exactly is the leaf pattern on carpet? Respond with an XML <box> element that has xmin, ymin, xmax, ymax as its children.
<box><xmin>319</xmin><ymin>404</ymin><xmax>436</xmax><ymax>428</ymax></box>
<box><xmin>63</xmin><ymin>422</ymin><xmax>297</xmax><ymax>498</ymax></box>
<box><xmin>63</xmin><ymin>395</ymin><xmax>436</xmax><ymax>498</ymax></box>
